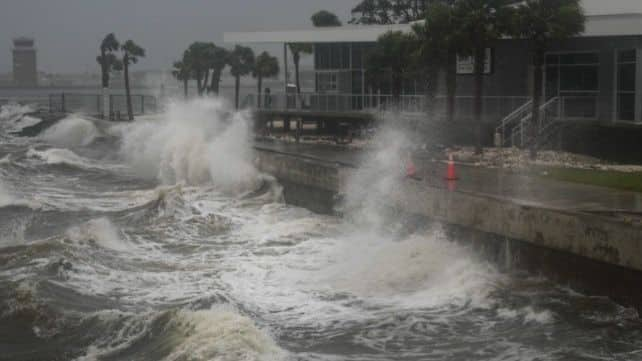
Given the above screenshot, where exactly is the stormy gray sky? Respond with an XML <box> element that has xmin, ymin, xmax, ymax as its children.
<box><xmin>1</xmin><ymin>0</ymin><xmax>640</xmax><ymax>74</ymax></box>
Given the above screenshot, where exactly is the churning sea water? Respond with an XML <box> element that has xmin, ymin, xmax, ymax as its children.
<box><xmin>0</xmin><ymin>99</ymin><xmax>641</xmax><ymax>361</ymax></box>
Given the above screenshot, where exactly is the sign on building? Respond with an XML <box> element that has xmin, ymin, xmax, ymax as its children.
<box><xmin>457</xmin><ymin>48</ymin><xmax>493</xmax><ymax>75</ymax></box>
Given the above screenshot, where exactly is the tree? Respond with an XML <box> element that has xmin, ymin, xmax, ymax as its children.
<box><xmin>253</xmin><ymin>52</ymin><xmax>280</xmax><ymax>108</ymax></box>
<box><xmin>207</xmin><ymin>45</ymin><xmax>229</xmax><ymax>95</ymax></box>
<box><xmin>172</xmin><ymin>59</ymin><xmax>191</xmax><ymax>99</ymax></box>
<box><xmin>513</xmin><ymin>0</ymin><xmax>585</xmax><ymax>158</ymax></box>
<box><xmin>184</xmin><ymin>42</ymin><xmax>213</xmax><ymax>96</ymax></box>
<box><xmin>367</xmin><ymin>31</ymin><xmax>419</xmax><ymax>105</ymax></box>
<box><xmin>414</xmin><ymin>2</ymin><xmax>463</xmax><ymax>121</ymax></box>
<box><xmin>288</xmin><ymin>43</ymin><xmax>313</xmax><ymax>94</ymax></box>
<box><xmin>96</xmin><ymin>33</ymin><xmax>121</xmax><ymax>89</ymax></box>
<box><xmin>311</xmin><ymin>10</ymin><xmax>342</xmax><ymax>27</ymax></box>
<box><xmin>121</xmin><ymin>40</ymin><xmax>145</xmax><ymax>121</ymax></box>
<box><xmin>350</xmin><ymin>0</ymin><xmax>429</xmax><ymax>24</ymax></box>
<box><xmin>454</xmin><ymin>0</ymin><xmax>514</xmax><ymax>153</ymax></box>
<box><xmin>228</xmin><ymin>45</ymin><xmax>255</xmax><ymax>109</ymax></box>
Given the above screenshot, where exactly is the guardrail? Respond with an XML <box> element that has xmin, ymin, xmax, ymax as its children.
<box><xmin>507</xmin><ymin>96</ymin><xmax>599</xmax><ymax>148</ymax></box>
<box><xmin>0</xmin><ymin>96</ymin><xmax>50</xmax><ymax>110</ymax></box>
<box><xmin>47</xmin><ymin>93</ymin><xmax>158</xmax><ymax>118</ymax></box>
<box><xmin>245</xmin><ymin>92</ymin><xmax>530</xmax><ymax>122</ymax></box>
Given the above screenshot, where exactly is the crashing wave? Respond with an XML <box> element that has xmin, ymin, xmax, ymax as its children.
<box><xmin>114</xmin><ymin>98</ymin><xmax>260</xmax><ymax>192</ymax></box>
<box><xmin>64</xmin><ymin>218</ymin><xmax>133</xmax><ymax>252</ymax></box>
<box><xmin>40</xmin><ymin>115</ymin><xmax>99</xmax><ymax>147</ymax></box>
<box><xmin>75</xmin><ymin>307</ymin><xmax>286</xmax><ymax>361</ymax></box>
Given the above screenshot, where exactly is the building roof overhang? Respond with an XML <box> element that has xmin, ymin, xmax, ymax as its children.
<box><xmin>224</xmin><ymin>13</ymin><xmax>642</xmax><ymax>44</ymax></box>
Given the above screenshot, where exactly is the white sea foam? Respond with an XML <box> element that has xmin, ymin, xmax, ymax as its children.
<box><xmin>40</xmin><ymin>115</ymin><xmax>98</xmax><ymax>147</ymax></box>
<box><xmin>496</xmin><ymin>306</ymin><xmax>555</xmax><ymax>324</ymax></box>
<box><xmin>26</xmin><ymin>147</ymin><xmax>102</xmax><ymax>170</ymax></box>
<box><xmin>326</xmin><ymin>229</ymin><xmax>499</xmax><ymax>309</ymax></box>
<box><xmin>115</xmin><ymin>98</ymin><xmax>259</xmax><ymax>191</ymax></box>
<box><xmin>0</xmin><ymin>103</ymin><xmax>33</xmax><ymax>122</ymax></box>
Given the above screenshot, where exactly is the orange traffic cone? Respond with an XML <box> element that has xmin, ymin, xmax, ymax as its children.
<box><xmin>406</xmin><ymin>158</ymin><xmax>417</xmax><ymax>178</ymax></box>
<box><xmin>445</xmin><ymin>153</ymin><xmax>458</xmax><ymax>181</ymax></box>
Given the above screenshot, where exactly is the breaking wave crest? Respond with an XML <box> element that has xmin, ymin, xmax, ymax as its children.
<box><xmin>27</xmin><ymin>147</ymin><xmax>105</xmax><ymax>170</ymax></box>
<box><xmin>65</xmin><ymin>218</ymin><xmax>134</xmax><ymax>252</ymax></box>
<box><xmin>116</xmin><ymin>98</ymin><xmax>259</xmax><ymax>191</ymax></box>
<box><xmin>76</xmin><ymin>307</ymin><xmax>286</xmax><ymax>361</ymax></box>
<box><xmin>40</xmin><ymin>115</ymin><xmax>99</xmax><ymax>147</ymax></box>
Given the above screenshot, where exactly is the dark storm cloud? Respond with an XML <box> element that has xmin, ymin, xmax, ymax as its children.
<box><xmin>1</xmin><ymin>0</ymin><xmax>640</xmax><ymax>73</ymax></box>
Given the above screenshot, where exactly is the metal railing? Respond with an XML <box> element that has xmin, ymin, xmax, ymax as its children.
<box><xmin>507</xmin><ymin>95</ymin><xmax>599</xmax><ymax>148</ymax></box>
<box><xmin>245</xmin><ymin>92</ymin><xmax>530</xmax><ymax>122</ymax></box>
<box><xmin>47</xmin><ymin>93</ymin><xmax>158</xmax><ymax>118</ymax></box>
<box><xmin>0</xmin><ymin>96</ymin><xmax>50</xmax><ymax>110</ymax></box>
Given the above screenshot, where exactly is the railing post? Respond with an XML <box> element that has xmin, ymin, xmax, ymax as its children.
<box><xmin>61</xmin><ymin>93</ymin><xmax>66</xmax><ymax>113</ymax></box>
<box><xmin>141</xmin><ymin>95</ymin><xmax>145</xmax><ymax>115</ymax></box>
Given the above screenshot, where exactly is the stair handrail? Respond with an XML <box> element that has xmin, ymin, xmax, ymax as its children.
<box><xmin>510</xmin><ymin>96</ymin><xmax>560</xmax><ymax>147</ymax></box>
<box><xmin>495</xmin><ymin>99</ymin><xmax>533</xmax><ymax>146</ymax></box>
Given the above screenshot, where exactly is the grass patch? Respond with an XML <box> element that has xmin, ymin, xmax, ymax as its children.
<box><xmin>533</xmin><ymin>167</ymin><xmax>642</xmax><ymax>192</ymax></box>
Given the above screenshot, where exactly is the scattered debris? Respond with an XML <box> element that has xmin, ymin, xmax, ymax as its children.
<box><xmin>448</xmin><ymin>147</ymin><xmax>642</xmax><ymax>173</ymax></box>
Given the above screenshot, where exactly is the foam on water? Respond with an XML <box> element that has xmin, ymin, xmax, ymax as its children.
<box><xmin>0</xmin><ymin>103</ymin><xmax>33</xmax><ymax>122</ymax></box>
<box><xmin>26</xmin><ymin>147</ymin><xmax>113</xmax><ymax>171</ymax></box>
<box><xmin>115</xmin><ymin>98</ymin><xmax>259</xmax><ymax>191</ymax></box>
<box><xmin>40</xmin><ymin>115</ymin><xmax>99</xmax><ymax>147</ymax></box>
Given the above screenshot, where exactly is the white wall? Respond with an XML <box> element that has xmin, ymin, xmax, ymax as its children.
<box><xmin>583</xmin><ymin>0</ymin><xmax>642</xmax><ymax>15</ymax></box>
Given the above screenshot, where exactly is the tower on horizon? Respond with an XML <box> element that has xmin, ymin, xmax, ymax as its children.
<box><xmin>12</xmin><ymin>37</ymin><xmax>38</xmax><ymax>87</ymax></box>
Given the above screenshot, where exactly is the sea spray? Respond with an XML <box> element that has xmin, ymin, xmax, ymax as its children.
<box><xmin>116</xmin><ymin>98</ymin><xmax>259</xmax><ymax>191</ymax></box>
<box><xmin>333</xmin><ymin>126</ymin><xmax>500</xmax><ymax>308</ymax></box>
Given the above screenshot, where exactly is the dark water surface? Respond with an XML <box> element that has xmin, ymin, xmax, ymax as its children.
<box><xmin>1</xmin><ymin>101</ymin><xmax>641</xmax><ymax>361</ymax></box>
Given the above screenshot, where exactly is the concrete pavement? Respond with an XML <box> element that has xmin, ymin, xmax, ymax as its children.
<box><xmin>254</xmin><ymin>139</ymin><xmax>642</xmax><ymax>218</ymax></box>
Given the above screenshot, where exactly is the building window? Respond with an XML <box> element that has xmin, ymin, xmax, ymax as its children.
<box><xmin>317</xmin><ymin>72</ymin><xmax>338</xmax><ymax>92</ymax></box>
<box><xmin>617</xmin><ymin>49</ymin><xmax>637</xmax><ymax>121</ymax></box>
<box><xmin>546</xmin><ymin>52</ymin><xmax>600</xmax><ymax>119</ymax></box>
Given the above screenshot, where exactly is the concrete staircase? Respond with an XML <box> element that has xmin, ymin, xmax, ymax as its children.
<box><xmin>495</xmin><ymin>97</ymin><xmax>560</xmax><ymax>148</ymax></box>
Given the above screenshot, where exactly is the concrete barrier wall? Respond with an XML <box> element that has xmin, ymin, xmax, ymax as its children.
<box><xmin>254</xmin><ymin>147</ymin><xmax>642</xmax><ymax>306</ymax></box>
<box><xmin>255</xmin><ymin>147</ymin><xmax>642</xmax><ymax>270</ymax></box>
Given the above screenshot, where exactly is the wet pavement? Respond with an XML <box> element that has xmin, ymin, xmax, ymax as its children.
<box><xmin>254</xmin><ymin>140</ymin><xmax>642</xmax><ymax>216</ymax></box>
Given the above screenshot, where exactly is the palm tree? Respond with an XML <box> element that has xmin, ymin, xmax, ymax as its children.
<box><xmin>97</xmin><ymin>33</ymin><xmax>120</xmax><ymax>89</ymax></box>
<box><xmin>253</xmin><ymin>52</ymin><xmax>280</xmax><ymax>108</ymax></box>
<box><xmin>121</xmin><ymin>40</ymin><xmax>145</xmax><ymax>121</ymax></box>
<box><xmin>414</xmin><ymin>2</ymin><xmax>463</xmax><ymax>121</ymax></box>
<box><xmin>184</xmin><ymin>42</ymin><xmax>212</xmax><ymax>95</ymax></box>
<box><xmin>311</xmin><ymin>10</ymin><xmax>342</xmax><ymax>27</ymax></box>
<box><xmin>454</xmin><ymin>0</ymin><xmax>514</xmax><ymax>153</ymax></box>
<box><xmin>367</xmin><ymin>31</ymin><xmax>418</xmax><ymax>105</ymax></box>
<box><xmin>513</xmin><ymin>0</ymin><xmax>585</xmax><ymax>158</ymax></box>
<box><xmin>172</xmin><ymin>60</ymin><xmax>191</xmax><ymax>99</ymax></box>
<box><xmin>228</xmin><ymin>45</ymin><xmax>255</xmax><ymax>109</ymax></box>
<box><xmin>207</xmin><ymin>45</ymin><xmax>229</xmax><ymax>95</ymax></box>
<box><xmin>288</xmin><ymin>43</ymin><xmax>313</xmax><ymax>94</ymax></box>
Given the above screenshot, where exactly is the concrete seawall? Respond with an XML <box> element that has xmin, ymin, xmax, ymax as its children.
<box><xmin>254</xmin><ymin>145</ymin><xmax>642</xmax><ymax>309</ymax></box>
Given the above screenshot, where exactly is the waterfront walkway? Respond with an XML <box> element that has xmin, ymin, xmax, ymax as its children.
<box><xmin>254</xmin><ymin>140</ymin><xmax>642</xmax><ymax>219</ymax></box>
